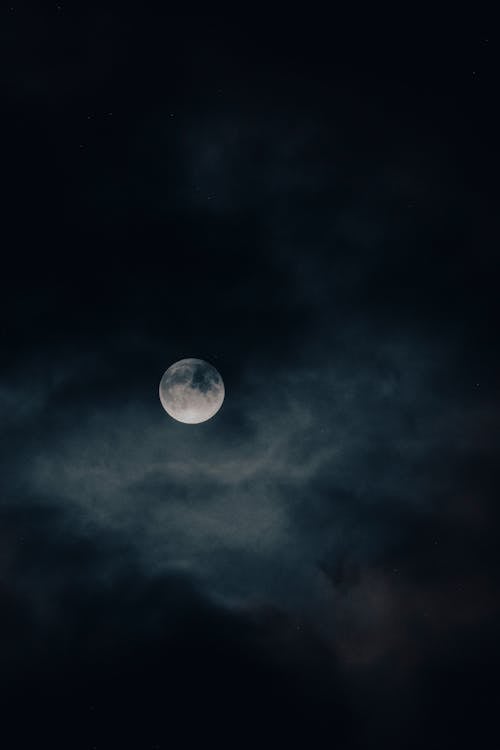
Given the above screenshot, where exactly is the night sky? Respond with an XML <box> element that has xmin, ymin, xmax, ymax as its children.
<box><xmin>2</xmin><ymin>6</ymin><xmax>499</xmax><ymax>749</ymax></box>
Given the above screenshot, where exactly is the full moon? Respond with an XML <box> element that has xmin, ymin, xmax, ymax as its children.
<box><xmin>159</xmin><ymin>358</ymin><xmax>225</xmax><ymax>424</ymax></box>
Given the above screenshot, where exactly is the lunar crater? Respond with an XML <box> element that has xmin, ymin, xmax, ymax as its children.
<box><xmin>159</xmin><ymin>358</ymin><xmax>225</xmax><ymax>424</ymax></box>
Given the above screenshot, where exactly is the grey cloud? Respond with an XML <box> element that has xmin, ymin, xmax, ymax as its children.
<box><xmin>1</xmin><ymin>314</ymin><xmax>476</xmax><ymax>625</ymax></box>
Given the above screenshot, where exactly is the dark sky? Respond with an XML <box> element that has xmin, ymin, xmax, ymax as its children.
<box><xmin>2</xmin><ymin>5</ymin><xmax>499</xmax><ymax>749</ymax></box>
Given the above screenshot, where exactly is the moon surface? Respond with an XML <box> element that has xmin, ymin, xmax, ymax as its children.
<box><xmin>159</xmin><ymin>358</ymin><xmax>225</xmax><ymax>424</ymax></box>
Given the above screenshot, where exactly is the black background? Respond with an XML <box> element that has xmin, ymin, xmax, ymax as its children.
<box><xmin>1</xmin><ymin>5</ymin><xmax>499</xmax><ymax>748</ymax></box>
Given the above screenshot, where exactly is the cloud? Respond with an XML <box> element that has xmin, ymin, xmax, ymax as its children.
<box><xmin>0</xmin><ymin>303</ymin><xmax>482</xmax><ymax>625</ymax></box>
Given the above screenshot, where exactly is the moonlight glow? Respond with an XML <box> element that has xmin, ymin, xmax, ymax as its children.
<box><xmin>159</xmin><ymin>358</ymin><xmax>225</xmax><ymax>424</ymax></box>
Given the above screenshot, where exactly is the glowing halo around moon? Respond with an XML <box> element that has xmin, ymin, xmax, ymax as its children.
<box><xmin>159</xmin><ymin>358</ymin><xmax>225</xmax><ymax>424</ymax></box>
